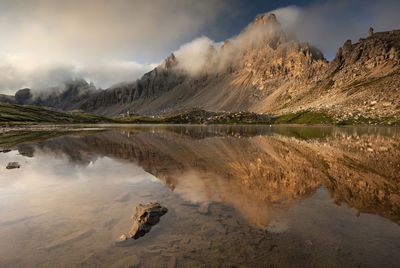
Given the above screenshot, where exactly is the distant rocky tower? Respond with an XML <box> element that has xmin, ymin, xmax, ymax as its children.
<box><xmin>369</xmin><ymin>27</ymin><xmax>374</xmax><ymax>37</ymax></box>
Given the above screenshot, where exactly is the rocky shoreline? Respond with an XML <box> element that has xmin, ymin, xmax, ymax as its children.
<box><xmin>1</xmin><ymin>108</ymin><xmax>399</xmax><ymax>131</ymax></box>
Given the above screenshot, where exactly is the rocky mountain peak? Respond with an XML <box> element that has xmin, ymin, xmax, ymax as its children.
<box><xmin>253</xmin><ymin>13</ymin><xmax>279</xmax><ymax>26</ymax></box>
<box><xmin>221</xmin><ymin>40</ymin><xmax>231</xmax><ymax>50</ymax></box>
<box><xmin>160</xmin><ymin>53</ymin><xmax>178</xmax><ymax>71</ymax></box>
<box><xmin>240</xmin><ymin>12</ymin><xmax>287</xmax><ymax>52</ymax></box>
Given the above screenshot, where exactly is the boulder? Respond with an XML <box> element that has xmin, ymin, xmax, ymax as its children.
<box><xmin>129</xmin><ymin>203</ymin><xmax>168</xmax><ymax>239</ymax></box>
<box><xmin>116</xmin><ymin>203</ymin><xmax>168</xmax><ymax>244</ymax></box>
<box><xmin>6</xmin><ymin>162</ymin><xmax>20</xmax><ymax>169</ymax></box>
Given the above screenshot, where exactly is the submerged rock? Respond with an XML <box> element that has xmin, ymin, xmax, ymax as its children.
<box><xmin>116</xmin><ymin>203</ymin><xmax>168</xmax><ymax>244</ymax></box>
<box><xmin>6</xmin><ymin>162</ymin><xmax>20</xmax><ymax>169</ymax></box>
<box><xmin>129</xmin><ymin>203</ymin><xmax>168</xmax><ymax>239</ymax></box>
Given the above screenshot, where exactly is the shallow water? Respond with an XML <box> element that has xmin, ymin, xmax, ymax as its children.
<box><xmin>0</xmin><ymin>125</ymin><xmax>399</xmax><ymax>267</ymax></box>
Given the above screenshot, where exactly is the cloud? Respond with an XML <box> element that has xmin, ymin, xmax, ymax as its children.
<box><xmin>0</xmin><ymin>54</ymin><xmax>156</xmax><ymax>94</ymax></box>
<box><xmin>0</xmin><ymin>0</ymin><xmax>234</xmax><ymax>93</ymax></box>
<box><xmin>0</xmin><ymin>0</ymin><xmax>233</xmax><ymax>61</ymax></box>
<box><xmin>75</xmin><ymin>60</ymin><xmax>159</xmax><ymax>89</ymax></box>
<box><xmin>173</xmin><ymin>37</ymin><xmax>222</xmax><ymax>76</ymax></box>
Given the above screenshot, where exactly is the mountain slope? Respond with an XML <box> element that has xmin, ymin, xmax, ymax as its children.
<box><xmin>77</xmin><ymin>13</ymin><xmax>329</xmax><ymax>116</ymax></box>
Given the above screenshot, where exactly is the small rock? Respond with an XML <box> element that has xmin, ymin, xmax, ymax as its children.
<box><xmin>378</xmin><ymin>146</ymin><xmax>389</xmax><ymax>152</ymax></box>
<box><xmin>305</xmin><ymin>240</ymin><xmax>313</xmax><ymax>247</ymax></box>
<box><xmin>383</xmin><ymin>102</ymin><xmax>391</xmax><ymax>107</ymax></box>
<box><xmin>6</xmin><ymin>162</ymin><xmax>20</xmax><ymax>169</ymax></box>
<box><xmin>128</xmin><ymin>203</ymin><xmax>168</xmax><ymax>240</ymax></box>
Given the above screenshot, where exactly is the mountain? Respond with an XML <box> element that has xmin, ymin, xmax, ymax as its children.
<box><xmin>0</xmin><ymin>102</ymin><xmax>114</xmax><ymax>124</ymax></box>
<box><xmin>2</xmin><ymin>13</ymin><xmax>400</xmax><ymax>120</ymax></box>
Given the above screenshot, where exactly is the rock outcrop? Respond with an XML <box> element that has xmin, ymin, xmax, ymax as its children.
<box><xmin>6</xmin><ymin>162</ymin><xmax>20</xmax><ymax>169</ymax></box>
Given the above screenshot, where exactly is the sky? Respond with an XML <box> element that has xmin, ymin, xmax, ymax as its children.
<box><xmin>0</xmin><ymin>0</ymin><xmax>399</xmax><ymax>94</ymax></box>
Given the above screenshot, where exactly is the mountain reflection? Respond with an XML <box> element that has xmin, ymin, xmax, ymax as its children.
<box><xmin>13</xmin><ymin>126</ymin><xmax>400</xmax><ymax>226</ymax></box>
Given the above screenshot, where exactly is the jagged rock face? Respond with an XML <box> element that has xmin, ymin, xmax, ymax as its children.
<box><xmin>76</xmin><ymin>55</ymin><xmax>186</xmax><ymax>115</ymax></box>
<box><xmin>290</xmin><ymin>29</ymin><xmax>400</xmax><ymax>120</ymax></box>
<box><xmin>217</xmin><ymin>13</ymin><xmax>326</xmax><ymax>95</ymax></box>
<box><xmin>331</xmin><ymin>30</ymin><xmax>400</xmax><ymax>86</ymax></box>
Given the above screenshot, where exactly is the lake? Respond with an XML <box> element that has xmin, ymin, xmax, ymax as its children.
<box><xmin>0</xmin><ymin>125</ymin><xmax>399</xmax><ymax>267</ymax></box>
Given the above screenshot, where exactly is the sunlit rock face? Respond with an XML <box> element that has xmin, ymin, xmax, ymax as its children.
<box><xmin>16</xmin><ymin>126</ymin><xmax>400</xmax><ymax>227</ymax></box>
<box><xmin>131</xmin><ymin>12</ymin><xmax>328</xmax><ymax>115</ymax></box>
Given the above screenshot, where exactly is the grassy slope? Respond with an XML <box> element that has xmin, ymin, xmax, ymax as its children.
<box><xmin>0</xmin><ymin>103</ymin><xmax>115</xmax><ymax>124</ymax></box>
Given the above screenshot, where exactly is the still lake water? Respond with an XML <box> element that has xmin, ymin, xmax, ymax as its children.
<box><xmin>0</xmin><ymin>125</ymin><xmax>399</xmax><ymax>267</ymax></box>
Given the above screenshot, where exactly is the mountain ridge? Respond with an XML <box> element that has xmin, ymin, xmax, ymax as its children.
<box><xmin>1</xmin><ymin>13</ymin><xmax>399</xmax><ymax>122</ymax></box>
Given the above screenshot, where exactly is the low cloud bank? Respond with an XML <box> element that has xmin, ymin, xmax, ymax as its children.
<box><xmin>0</xmin><ymin>0</ymin><xmax>233</xmax><ymax>94</ymax></box>
<box><xmin>0</xmin><ymin>55</ymin><xmax>156</xmax><ymax>95</ymax></box>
